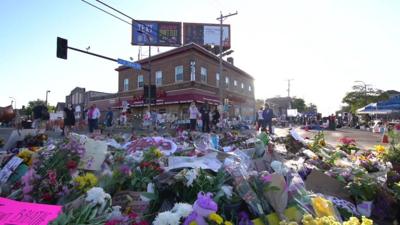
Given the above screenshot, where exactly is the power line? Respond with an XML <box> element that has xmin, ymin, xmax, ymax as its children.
<box><xmin>81</xmin><ymin>0</ymin><xmax>131</xmax><ymax>25</ymax></box>
<box><xmin>85</xmin><ymin>0</ymin><xmax>177</xmax><ymax>44</ymax></box>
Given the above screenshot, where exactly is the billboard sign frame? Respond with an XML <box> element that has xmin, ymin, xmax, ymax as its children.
<box><xmin>132</xmin><ymin>20</ymin><xmax>182</xmax><ymax>47</ymax></box>
<box><xmin>183</xmin><ymin>22</ymin><xmax>231</xmax><ymax>50</ymax></box>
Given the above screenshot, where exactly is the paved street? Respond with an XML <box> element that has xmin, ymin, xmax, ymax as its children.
<box><xmin>275</xmin><ymin>127</ymin><xmax>387</xmax><ymax>150</ymax></box>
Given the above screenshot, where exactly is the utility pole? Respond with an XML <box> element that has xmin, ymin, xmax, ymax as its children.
<box><xmin>287</xmin><ymin>79</ymin><xmax>293</xmax><ymax>109</ymax></box>
<box><xmin>217</xmin><ymin>11</ymin><xmax>238</xmax><ymax>106</ymax></box>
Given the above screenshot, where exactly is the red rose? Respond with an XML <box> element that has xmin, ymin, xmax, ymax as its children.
<box><xmin>42</xmin><ymin>193</ymin><xmax>53</xmax><ymax>202</ymax></box>
<box><xmin>67</xmin><ymin>160</ymin><xmax>78</xmax><ymax>170</ymax></box>
<box><xmin>128</xmin><ymin>212</ymin><xmax>138</xmax><ymax>219</ymax></box>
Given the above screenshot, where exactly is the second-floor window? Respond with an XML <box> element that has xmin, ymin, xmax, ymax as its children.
<box><xmin>175</xmin><ymin>65</ymin><xmax>183</xmax><ymax>82</ymax></box>
<box><xmin>225</xmin><ymin>76</ymin><xmax>229</xmax><ymax>88</ymax></box>
<box><xmin>123</xmin><ymin>78</ymin><xmax>129</xmax><ymax>91</ymax></box>
<box><xmin>156</xmin><ymin>71</ymin><xmax>162</xmax><ymax>86</ymax></box>
<box><xmin>249</xmin><ymin>85</ymin><xmax>252</xmax><ymax>92</ymax></box>
<box><xmin>201</xmin><ymin>67</ymin><xmax>207</xmax><ymax>83</ymax></box>
<box><xmin>216</xmin><ymin>73</ymin><xmax>220</xmax><ymax>87</ymax></box>
<box><xmin>138</xmin><ymin>75</ymin><xmax>144</xmax><ymax>88</ymax></box>
<box><xmin>234</xmin><ymin>80</ymin><xmax>237</xmax><ymax>87</ymax></box>
<box><xmin>241</xmin><ymin>82</ymin><xmax>244</xmax><ymax>89</ymax></box>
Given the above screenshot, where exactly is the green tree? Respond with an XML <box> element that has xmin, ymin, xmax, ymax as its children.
<box><xmin>291</xmin><ymin>98</ymin><xmax>306</xmax><ymax>112</ymax></box>
<box><xmin>342</xmin><ymin>85</ymin><xmax>390</xmax><ymax>114</ymax></box>
<box><xmin>305</xmin><ymin>103</ymin><xmax>318</xmax><ymax>113</ymax></box>
<box><xmin>22</xmin><ymin>99</ymin><xmax>55</xmax><ymax>116</ymax></box>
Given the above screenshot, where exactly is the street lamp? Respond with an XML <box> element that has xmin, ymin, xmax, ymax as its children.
<box><xmin>9</xmin><ymin>97</ymin><xmax>16</xmax><ymax>109</ymax></box>
<box><xmin>45</xmin><ymin>90</ymin><xmax>51</xmax><ymax>106</ymax></box>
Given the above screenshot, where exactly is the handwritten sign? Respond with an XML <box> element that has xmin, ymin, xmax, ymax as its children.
<box><xmin>167</xmin><ymin>152</ymin><xmax>222</xmax><ymax>172</ymax></box>
<box><xmin>78</xmin><ymin>138</ymin><xmax>107</xmax><ymax>171</ymax></box>
<box><xmin>0</xmin><ymin>156</ymin><xmax>23</xmax><ymax>184</ymax></box>
<box><xmin>0</xmin><ymin>197</ymin><xmax>62</xmax><ymax>225</ymax></box>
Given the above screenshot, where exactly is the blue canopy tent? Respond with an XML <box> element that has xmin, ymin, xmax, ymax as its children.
<box><xmin>357</xmin><ymin>95</ymin><xmax>400</xmax><ymax>114</ymax></box>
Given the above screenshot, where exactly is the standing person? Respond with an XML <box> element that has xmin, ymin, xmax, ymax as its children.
<box><xmin>200</xmin><ymin>101</ymin><xmax>211</xmax><ymax>133</ymax></box>
<box><xmin>32</xmin><ymin>104</ymin><xmax>44</xmax><ymax>129</ymax></box>
<box><xmin>262</xmin><ymin>103</ymin><xmax>274</xmax><ymax>134</ymax></box>
<box><xmin>63</xmin><ymin>105</ymin><xmax>75</xmax><ymax>136</ymax></box>
<box><xmin>189</xmin><ymin>101</ymin><xmax>199</xmax><ymax>131</ymax></box>
<box><xmin>212</xmin><ymin>107</ymin><xmax>220</xmax><ymax>129</ymax></box>
<box><xmin>87</xmin><ymin>104</ymin><xmax>100</xmax><ymax>133</ymax></box>
<box><xmin>105</xmin><ymin>107</ymin><xmax>113</xmax><ymax>128</ymax></box>
<box><xmin>256</xmin><ymin>107</ymin><xmax>264</xmax><ymax>131</ymax></box>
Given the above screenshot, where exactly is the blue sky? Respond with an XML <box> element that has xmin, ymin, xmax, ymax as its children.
<box><xmin>1</xmin><ymin>0</ymin><xmax>400</xmax><ymax>116</ymax></box>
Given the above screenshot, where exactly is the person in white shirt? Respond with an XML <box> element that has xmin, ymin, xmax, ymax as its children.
<box><xmin>87</xmin><ymin>104</ymin><xmax>101</xmax><ymax>133</ymax></box>
<box><xmin>188</xmin><ymin>101</ymin><xmax>199</xmax><ymax>131</ymax></box>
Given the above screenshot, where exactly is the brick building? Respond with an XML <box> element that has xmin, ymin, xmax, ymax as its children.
<box><xmin>90</xmin><ymin>43</ymin><xmax>255</xmax><ymax>121</ymax></box>
<box><xmin>66</xmin><ymin>87</ymin><xmax>112</xmax><ymax>119</ymax></box>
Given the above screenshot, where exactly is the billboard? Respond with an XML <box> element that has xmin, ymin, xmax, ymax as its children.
<box><xmin>183</xmin><ymin>23</ymin><xmax>231</xmax><ymax>49</ymax></box>
<box><xmin>132</xmin><ymin>20</ymin><xmax>181</xmax><ymax>47</ymax></box>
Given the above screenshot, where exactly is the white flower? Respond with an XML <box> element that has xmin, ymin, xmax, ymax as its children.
<box><xmin>171</xmin><ymin>203</ymin><xmax>193</xmax><ymax>218</ymax></box>
<box><xmin>85</xmin><ymin>187</ymin><xmax>111</xmax><ymax>205</ymax></box>
<box><xmin>221</xmin><ymin>185</ymin><xmax>233</xmax><ymax>199</ymax></box>
<box><xmin>153</xmin><ymin>211</ymin><xmax>180</xmax><ymax>225</ymax></box>
<box><xmin>184</xmin><ymin>168</ymin><xmax>198</xmax><ymax>187</ymax></box>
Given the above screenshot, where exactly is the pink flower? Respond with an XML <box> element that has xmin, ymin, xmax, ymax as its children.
<box><xmin>339</xmin><ymin>137</ymin><xmax>356</xmax><ymax>145</ymax></box>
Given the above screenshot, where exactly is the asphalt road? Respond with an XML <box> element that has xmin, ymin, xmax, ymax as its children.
<box><xmin>275</xmin><ymin>126</ymin><xmax>387</xmax><ymax>150</ymax></box>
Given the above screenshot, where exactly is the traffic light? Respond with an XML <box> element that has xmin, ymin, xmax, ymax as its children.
<box><xmin>57</xmin><ymin>37</ymin><xmax>68</xmax><ymax>59</ymax></box>
<box><xmin>144</xmin><ymin>85</ymin><xmax>156</xmax><ymax>99</ymax></box>
<box><xmin>144</xmin><ymin>85</ymin><xmax>156</xmax><ymax>103</ymax></box>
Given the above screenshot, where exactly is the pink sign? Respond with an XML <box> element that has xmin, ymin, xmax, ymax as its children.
<box><xmin>0</xmin><ymin>197</ymin><xmax>62</xmax><ymax>225</ymax></box>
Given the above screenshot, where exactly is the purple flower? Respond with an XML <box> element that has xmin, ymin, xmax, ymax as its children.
<box><xmin>119</xmin><ymin>165</ymin><xmax>131</xmax><ymax>176</ymax></box>
<box><xmin>261</xmin><ymin>175</ymin><xmax>272</xmax><ymax>183</ymax></box>
<box><xmin>195</xmin><ymin>192</ymin><xmax>218</xmax><ymax>211</ymax></box>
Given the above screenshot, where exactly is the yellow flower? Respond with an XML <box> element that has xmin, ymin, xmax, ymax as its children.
<box><xmin>374</xmin><ymin>145</ymin><xmax>386</xmax><ymax>154</ymax></box>
<box><xmin>154</xmin><ymin>149</ymin><xmax>163</xmax><ymax>158</ymax></box>
<box><xmin>74</xmin><ymin>173</ymin><xmax>98</xmax><ymax>191</ymax></box>
<box><xmin>189</xmin><ymin>222</ymin><xmax>197</xmax><ymax>225</ymax></box>
<box><xmin>18</xmin><ymin>149</ymin><xmax>34</xmax><ymax>166</ymax></box>
<box><xmin>208</xmin><ymin>213</ymin><xmax>223</xmax><ymax>225</ymax></box>
<box><xmin>361</xmin><ymin>216</ymin><xmax>373</xmax><ymax>225</ymax></box>
<box><xmin>224</xmin><ymin>221</ymin><xmax>233</xmax><ymax>225</ymax></box>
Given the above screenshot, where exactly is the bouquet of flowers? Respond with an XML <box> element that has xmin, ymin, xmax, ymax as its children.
<box><xmin>17</xmin><ymin>136</ymin><xmax>86</xmax><ymax>204</ymax></box>
<box><xmin>337</xmin><ymin>137</ymin><xmax>359</xmax><ymax>154</ymax></box>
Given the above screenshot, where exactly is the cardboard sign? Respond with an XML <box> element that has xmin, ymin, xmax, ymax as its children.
<box><xmin>112</xmin><ymin>191</ymin><xmax>149</xmax><ymax>214</ymax></box>
<box><xmin>305</xmin><ymin>170</ymin><xmax>351</xmax><ymax>200</ymax></box>
<box><xmin>0</xmin><ymin>156</ymin><xmax>23</xmax><ymax>183</ymax></box>
<box><xmin>0</xmin><ymin>197</ymin><xmax>62</xmax><ymax>225</ymax></box>
<box><xmin>78</xmin><ymin>138</ymin><xmax>107</xmax><ymax>171</ymax></box>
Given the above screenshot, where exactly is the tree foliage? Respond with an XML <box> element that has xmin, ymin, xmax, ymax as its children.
<box><xmin>342</xmin><ymin>85</ymin><xmax>390</xmax><ymax>114</ymax></box>
<box><xmin>22</xmin><ymin>99</ymin><xmax>55</xmax><ymax>116</ymax></box>
<box><xmin>291</xmin><ymin>98</ymin><xmax>306</xmax><ymax>112</ymax></box>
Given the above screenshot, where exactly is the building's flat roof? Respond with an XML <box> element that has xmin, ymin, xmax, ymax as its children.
<box><xmin>116</xmin><ymin>43</ymin><xmax>253</xmax><ymax>80</ymax></box>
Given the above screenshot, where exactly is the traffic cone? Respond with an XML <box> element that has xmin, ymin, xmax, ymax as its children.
<box><xmin>382</xmin><ymin>130</ymin><xmax>389</xmax><ymax>144</ymax></box>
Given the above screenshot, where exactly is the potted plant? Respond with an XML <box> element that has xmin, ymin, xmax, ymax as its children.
<box><xmin>347</xmin><ymin>175</ymin><xmax>378</xmax><ymax>217</ymax></box>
